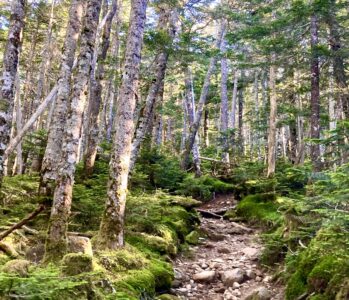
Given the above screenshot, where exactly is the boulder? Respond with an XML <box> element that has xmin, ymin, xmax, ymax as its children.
<box><xmin>243</xmin><ymin>287</ymin><xmax>272</xmax><ymax>300</ymax></box>
<box><xmin>222</xmin><ymin>268</ymin><xmax>246</xmax><ymax>286</ymax></box>
<box><xmin>193</xmin><ymin>270</ymin><xmax>216</xmax><ymax>283</ymax></box>
<box><xmin>61</xmin><ymin>253</ymin><xmax>93</xmax><ymax>276</ymax></box>
<box><xmin>2</xmin><ymin>259</ymin><xmax>31</xmax><ymax>277</ymax></box>
<box><xmin>68</xmin><ymin>235</ymin><xmax>93</xmax><ymax>256</ymax></box>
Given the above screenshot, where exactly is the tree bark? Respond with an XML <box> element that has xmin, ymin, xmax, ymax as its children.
<box><xmin>0</xmin><ymin>0</ymin><xmax>25</xmax><ymax>187</ymax></box>
<box><xmin>83</xmin><ymin>0</ymin><xmax>117</xmax><ymax>177</ymax></box>
<box><xmin>181</xmin><ymin>21</ymin><xmax>226</xmax><ymax>170</ymax></box>
<box><xmin>267</xmin><ymin>54</ymin><xmax>277</xmax><ymax>178</ymax></box>
<box><xmin>129</xmin><ymin>7</ymin><xmax>178</xmax><ymax>171</ymax></box>
<box><xmin>220</xmin><ymin>30</ymin><xmax>230</xmax><ymax>167</ymax></box>
<box><xmin>310</xmin><ymin>14</ymin><xmax>321</xmax><ymax>172</ymax></box>
<box><xmin>98</xmin><ymin>0</ymin><xmax>147</xmax><ymax>250</ymax></box>
<box><xmin>44</xmin><ymin>0</ymin><xmax>101</xmax><ymax>262</ymax></box>
<box><xmin>230</xmin><ymin>69</ymin><xmax>238</xmax><ymax>130</ymax></box>
<box><xmin>40</xmin><ymin>0</ymin><xmax>85</xmax><ymax>196</ymax></box>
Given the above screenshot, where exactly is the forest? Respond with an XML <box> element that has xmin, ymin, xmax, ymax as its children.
<box><xmin>0</xmin><ymin>0</ymin><xmax>348</xmax><ymax>299</ymax></box>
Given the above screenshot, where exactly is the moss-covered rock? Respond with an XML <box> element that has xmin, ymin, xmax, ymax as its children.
<box><xmin>2</xmin><ymin>259</ymin><xmax>31</xmax><ymax>277</ymax></box>
<box><xmin>61</xmin><ymin>253</ymin><xmax>93</xmax><ymax>276</ymax></box>
<box><xmin>336</xmin><ymin>278</ymin><xmax>349</xmax><ymax>300</ymax></box>
<box><xmin>185</xmin><ymin>230</ymin><xmax>200</xmax><ymax>245</ymax></box>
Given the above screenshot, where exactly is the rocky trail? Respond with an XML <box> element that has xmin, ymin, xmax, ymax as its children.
<box><xmin>170</xmin><ymin>194</ymin><xmax>284</xmax><ymax>300</ymax></box>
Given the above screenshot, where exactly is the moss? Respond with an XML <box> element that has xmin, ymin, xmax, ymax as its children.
<box><xmin>61</xmin><ymin>253</ymin><xmax>93</xmax><ymax>276</ymax></box>
<box><xmin>185</xmin><ymin>230</ymin><xmax>200</xmax><ymax>245</ymax></box>
<box><xmin>2</xmin><ymin>259</ymin><xmax>31</xmax><ymax>277</ymax></box>
<box><xmin>335</xmin><ymin>278</ymin><xmax>349</xmax><ymax>300</ymax></box>
<box><xmin>0</xmin><ymin>254</ymin><xmax>10</xmax><ymax>265</ymax></box>
<box><xmin>285</xmin><ymin>270</ymin><xmax>307</xmax><ymax>300</ymax></box>
<box><xmin>157</xmin><ymin>294</ymin><xmax>180</xmax><ymax>300</ymax></box>
<box><xmin>148</xmin><ymin>259</ymin><xmax>174</xmax><ymax>290</ymax></box>
<box><xmin>236</xmin><ymin>194</ymin><xmax>282</xmax><ymax>227</ymax></box>
<box><xmin>308</xmin><ymin>256</ymin><xmax>340</xmax><ymax>293</ymax></box>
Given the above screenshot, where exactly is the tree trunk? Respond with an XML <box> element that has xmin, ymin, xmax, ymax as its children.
<box><xmin>220</xmin><ymin>30</ymin><xmax>229</xmax><ymax>167</ymax></box>
<box><xmin>32</xmin><ymin>0</ymin><xmax>56</xmax><ymax>130</ymax></box>
<box><xmin>98</xmin><ymin>0</ymin><xmax>147</xmax><ymax>250</ymax></box>
<box><xmin>15</xmin><ymin>74</ymin><xmax>23</xmax><ymax>175</ymax></box>
<box><xmin>181</xmin><ymin>21</ymin><xmax>226</xmax><ymax>170</ymax></box>
<box><xmin>44</xmin><ymin>0</ymin><xmax>101</xmax><ymax>262</ymax></box>
<box><xmin>84</xmin><ymin>0</ymin><xmax>117</xmax><ymax>177</ymax></box>
<box><xmin>230</xmin><ymin>69</ymin><xmax>238</xmax><ymax>130</ymax></box>
<box><xmin>0</xmin><ymin>0</ymin><xmax>25</xmax><ymax>187</ymax></box>
<box><xmin>238</xmin><ymin>77</ymin><xmax>244</xmax><ymax>155</ymax></box>
<box><xmin>310</xmin><ymin>14</ymin><xmax>321</xmax><ymax>172</ymax></box>
<box><xmin>129</xmin><ymin>7</ymin><xmax>178</xmax><ymax>171</ymax></box>
<box><xmin>267</xmin><ymin>54</ymin><xmax>277</xmax><ymax>178</ymax></box>
<box><xmin>40</xmin><ymin>0</ymin><xmax>85</xmax><ymax>196</ymax></box>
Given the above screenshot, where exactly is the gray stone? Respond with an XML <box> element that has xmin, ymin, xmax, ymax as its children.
<box><xmin>246</xmin><ymin>269</ymin><xmax>256</xmax><ymax>279</ymax></box>
<box><xmin>68</xmin><ymin>236</ymin><xmax>93</xmax><ymax>256</ymax></box>
<box><xmin>222</xmin><ymin>268</ymin><xmax>246</xmax><ymax>286</ymax></box>
<box><xmin>193</xmin><ymin>270</ymin><xmax>216</xmax><ymax>283</ymax></box>
<box><xmin>243</xmin><ymin>287</ymin><xmax>272</xmax><ymax>300</ymax></box>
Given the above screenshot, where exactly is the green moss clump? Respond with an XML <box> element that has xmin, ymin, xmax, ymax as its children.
<box><xmin>285</xmin><ymin>270</ymin><xmax>308</xmax><ymax>300</ymax></box>
<box><xmin>61</xmin><ymin>253</ymin><xmax>93</xmax><ymax>276</ymax></box>
<box><xmin>236</xmin><ymin>194</ymin><xmax>281</xmax><ymax>227</ymax></box>
<box><xmin>185</xmin><ymin>230</ymin><xmax>200</xmax><ymax>245</ymax></box>
<box><xmin>2</xmin><ymin>259</ymin><xmax>31</xmax><ymax>277</ymax></box>
<box><xmin>148</xmin><ymin>259</ymin><xmax>174</xmax><ymax>290</ymax></box>
<box><xmin>157</xmin><ymin>294</ymin><xmax>180</xmax><ymax>300</ymax></box>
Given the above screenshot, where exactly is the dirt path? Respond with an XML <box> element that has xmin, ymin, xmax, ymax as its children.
<box><xmin>171</xmin><ymin>194</ymin><xmax>284</xmax><ymax>300</ymax></box>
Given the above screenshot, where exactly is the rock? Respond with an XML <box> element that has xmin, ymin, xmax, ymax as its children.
<box><xmin>177</xmin><ymin>288</ymin><xmax>187</xmax><ymax>294</ymax></box>
<box><xmin>174</xmin><ymin>268</ymin><xmax>183</xmax><ymax>280</ymax></box>
<box><xmin>68</xmin><ymin>236</ymin><xmax>93</xmax><ymax>256</ymax></box>
<box><xmin>256</xmin><ymin>276</ymin><xmax>262</xmax><ymax>282</ymax></box>
<box><xmin>61</xmin><ymin>253</ymin><xmax>93</xmax><ymax>276</ymax></box>
<box><xmin>263</xmin><ymin>275</ymin><xmax>272</xmax><ymax>283</ymax></box>
<box><xmin>193</xmin><ymin>270</ymin><xmax>216</xmax><ymax>283</ymax></box>
<box><xmin>214</xmin><ymin>286</ymin><xmax>225</xmax><ymax>293</ymax></box>
<box><xmin>208</xmin><ymin>231</ymin><xmax>226</xmax><ymax>241</ymax></box>
<box><xmin>218</xmin><ymin>247</ymin><xmax>230</xmax><ymax>254</ymax></box>
<box><xmin>201</xmin><ymin>263</ymin><xmax>209</xmax><ymax>269</ymax></box>
<box><xmin>246</xmin><ymin>269</ymin><xmax>256</xmax><ymax>279</ymax></box>
<box><xmin>2</xmin><ymin>259</ymin><xmax>31</xmax><ymax>276</ymax></box>
<box><xmin>25</xmin><ymin>243</ymin><xmax>45</xmax><ymax>263</ymax></box>
<box><xmin>222</xmin><ymin>268</ymin><xmax>246</xmax><ymax>286</ymax></box>
<box><xmin>172</xmin><ymin>280</ymin><xmax>181</xmax><ymax>288</ymax></box>
<box><xmin>185</xmin><ymin>231</ymin><xmax>200</xmax><ymax>245</ymax></box>
<box><xmin>211</xmin><ymin>258</ymin><xmax>225</xmax><ymax>263</ymax></box>
<box><xmin>242</xmin><ymin>247</ymin><xmax>259</xmax><ymax>258</ymax></box>
<box><xmin>232</xmin><ymin>282</ymin><xmax>240</xmax><ymax>289</ymax></box>
<box><xmin>243</xmin><ymin>287</ymin><xmax>272</xmax><ymax>300</ymax></box>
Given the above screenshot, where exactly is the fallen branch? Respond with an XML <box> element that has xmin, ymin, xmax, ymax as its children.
<box><xmin>0</xmin><ymin>205</ymin><xmax>45</xmax><ymax>241</ymax></box>
<box><xmin>229</xmin><ymin>221</ymin><xmax>253</xmax><ymax>233</ymax></box>
<box><xmin>4</xmin><ymin>85</ymin><xmax>58</xmax><ymax>159</ymax></box>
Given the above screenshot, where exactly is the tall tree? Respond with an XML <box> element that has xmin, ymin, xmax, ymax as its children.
<box><xmin>98</xmin><ymin>0</ymin><xmax>148</xmax><ymax>249</ymax></box>
<box><xmin>84</xmin><ymin>0</ymin><xmax>117</xmax><ymax>176</ymax></box>
<box><xmin>0</xmin><ymin>0</ymin><xmax>25</xmax><ymax>187</ymax></box>
<box><xmin>40</xmin><ymin>0</ymin><xmax>85</xmax><ymax>196</ymax></box>
<box><xmin>45</xmin><ymin>0</ymin><xmax>102</xmax><ymax>261</ymax></box>
<box><xmin>181</xmin><ymin>21</ymin><xmax>226</xmax><ymax>170</ymax></box>
<box><xmin>310</xmin><ymin>13</ymin><xmax>321</xmax><ymax>171</ymax></box>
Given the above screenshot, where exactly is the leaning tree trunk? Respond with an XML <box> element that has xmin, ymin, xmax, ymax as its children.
<box><xmin>181</xmin><ymin>21</ymin><xmax>226</xmax><ymax>170</ymax></box>
<box><xmin>0</xmin><ymin>0</ymin><xmax>25</xmax><ymax>187</ymax></box>
<box><xmin>44</xmin><ymin>0</ymin><xmax>102</xmax><ymax>262</ymax></box>
<box><xmin>267</xmin><ymin>54</ymin><xmax>277</xmax><ymax>178</ymax></box>
<box><xmin>40</xmin><ymin>0</ymin><xmax>85</xmax><ymax>196</ymax></box>
<box><xmin>220</xmin><ymin>29</ymin><xmax>230</xmax><ymax>168</ymax></box>
<box><xmin>83</xmin><ymin>0</ymin><xmax>117</xmax><ymax>177</ymax></box>
<box><xmin>98</xmin><ymin>0</ymin><xmax>148</xmax><ymax>250</ymax></box>
<box><xmin>184</xmin><ymin>68</ymin><xmax>202</xmax><ymax>177</ymax></box>
<box><xmin>129</xmin><ymin>7</ymin><xmax>178</xmax><ymax>171</ymax></box>
<box><xmin>310</xmin><ymin>14</ymin><xmax>321</xmax><ymax>172</ymax></box>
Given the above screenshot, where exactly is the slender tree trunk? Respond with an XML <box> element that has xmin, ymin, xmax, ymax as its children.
<box><xmin>220</xmin><ymin>30</ymin><xmax>229</xmax><ymax>167</ymax></box>
<box><xmin>203</xmin><ymin>108</ymin><xmax>209</xmax><ymax>147</ymax></box>
<box><xmin>44</xmin><ymin>0</ymin><xmax>101</xmax><ymax>262</ymax></box>
<box><xmin>33</xmin><ymin>0</ymin><xmax>56</xmax><ymax>130</ymax></box>
<box><xmin>267</xmin><ymin>54</ymin><xmax>277</xmax><ymax>178</ymax></box>
<box><xmin>0</xmin><ymin>0</ymin><xmax>25</xmax><ymax>187</ymax></box>
<box><xmin>238</xmin><ymin>77</ymin><xmax>244</xmax><ymax>154</ymax></box>
<box><xmin>129</xmin><ymin>7</ymin><xmax>178</xmax><ymax>171</ymax></box>
<box><xmin>310</xmin><ymin>14</ymin><xmax>321</xmax><ymax>171</ymax></box>
<box><xmin>40</xmin><ymin>0</ymin><xmax>85</xmax><ymax>196</ymax></box>
<box><xmin>98</xmin><ymin>0</ymin><xmax>147</xmax><ymax>250</ymax></box>
<box><xmin>230</xmin><ymin>69</ymin><xmax>238</xmax><ymax>130</ymax></box>
<box><xmin>180</xmin><ymin>94</ymin><xmax>187</xmax><ymax>153</ymax></box>
<box><xmin>15</xmin><ymin>74</ymin><xmax>23</xmax><ymax>175</ymax></box>
<box><xmin>84</xmin><ymin>0</ymin><xmax>117</xmax><ymax>177</ymax></box>
<box><xmin>181</xmin><ymin>21</ymin><xmax>226</xmax><ymax>170</ymax></box>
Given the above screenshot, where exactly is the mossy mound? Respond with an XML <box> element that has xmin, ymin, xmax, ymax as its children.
<box><xmin>285</xmin><ymin>226</ymin><xmax>349</xmax><ymax>300</ymax></box>
<box><xmin>2</xmin><ymin>259</ymin><xmax>31</xmax><ymax>277</ymax></box>
<box><xmin>236</xmin><ymin>193</ymin><xmax>282</xmax><ymax>227</ymax></box>
<box><xmin>185</xmin><ymin>230</ymin><xmax>200</xmax><ymax>245</ymax></box>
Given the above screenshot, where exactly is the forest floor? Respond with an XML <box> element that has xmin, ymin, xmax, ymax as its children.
<box><xmin>171</xmin><ymin>194</ymin><xmax>285</xmax><ymax>300</ymax></box>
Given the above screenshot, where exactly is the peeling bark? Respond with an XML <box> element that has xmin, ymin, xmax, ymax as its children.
<box><xmin>98</xmin><ymin>0</ymin><xmax>148</xmax><ymax>250</ymax></box>
<box><xmin>40</xmin><ymin>0</ymin><xmax>85</xmax><ymax>196</ymax></box>
<box><xmin>45</xmin><ymin>0</ymin><xmax>102</xmax><ymax>262</ymax></box>
<box><xmin>0</xmin><ymin>0</ymin><xmax>25</xmax><ymax>187</ymax></box>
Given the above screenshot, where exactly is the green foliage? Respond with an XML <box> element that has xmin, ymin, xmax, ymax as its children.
<box><xmin>61</xmin><ymin>254</ymin><xmax>93</xmax><ymax>276</ymax></box>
